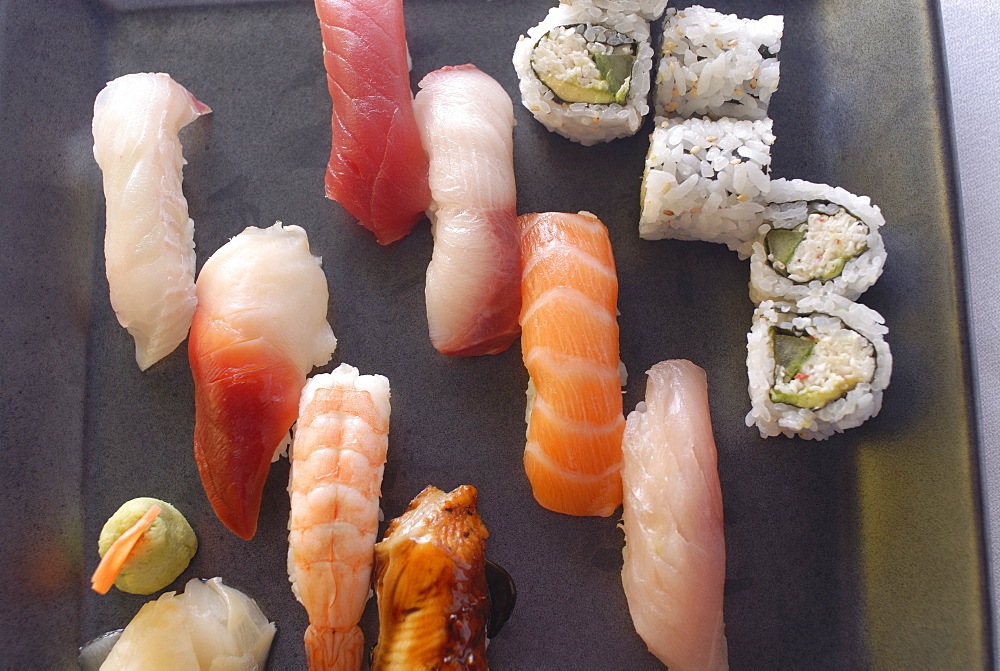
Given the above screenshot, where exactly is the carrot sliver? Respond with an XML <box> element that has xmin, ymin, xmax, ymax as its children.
<box><xmin>90</xmin><ymin>504</ymin><xmax>161</xmax><ymax>595</ymax></box>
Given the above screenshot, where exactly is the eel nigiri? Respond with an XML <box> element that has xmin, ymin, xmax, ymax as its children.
<box><xmin>519</xmin><ymin>211</ymin><xmax>624</xmax><ymax>516</ymax></box>
<box><xmin>190</xmin><ymin>223</ymin><xmax>337</xmax><ymax>540</ymax></box>
<box><xmin>372</xmin><ymin>485</ymin><xmax>490</xmax><ymax>670</ymax></box>
<box><xmin>92</xmin><ymin>72</ymin><xmax>210</xmax><ymax>370</ymax></box>
<box><xmin>621</xmin><ymin>360</ymin><xmax>728</xmax><ymax>670</ymax></box>
<box><xmin>315</xmin><ymin>0</ymin><xmax>430</xmax><ymax>245</ymax></box>
<box><xmin>414</xmin><ymin>65</ymin><xmax>521</xmax><ymax>356</ymax></box>
<box><xmin>288</xmin><ymin>363</ymin><xmax>390</xmax><ymax>671</ymax></box>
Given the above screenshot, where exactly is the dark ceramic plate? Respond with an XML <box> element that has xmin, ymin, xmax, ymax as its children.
<box><xmin>0</xmin><ymin>0</ymin><xmax>989</xmax><ymax>668</ymax></box>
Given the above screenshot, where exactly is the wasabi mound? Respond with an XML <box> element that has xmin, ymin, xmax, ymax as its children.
<box><xmin>97</xmin><ymin>497</ymin><xmax>197</xmax><ymax>595</ymax></box>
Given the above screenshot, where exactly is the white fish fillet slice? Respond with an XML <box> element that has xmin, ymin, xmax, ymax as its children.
<box><xmin>93</xmin><ymin>72</ymin><xmax>210</xmax><ymax>370</ymax></box>
<box><xmin>414</xmin><ymin>65</ymin><xmax>520</xmax><ymax>356</ymax></box>
<box><xmin>621</xmin><ymin>360</ymin><xmax>728</xmax><ymax>671</ymax></box>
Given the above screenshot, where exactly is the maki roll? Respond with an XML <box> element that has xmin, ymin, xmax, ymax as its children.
<box><xmin>746</xmin><ymin>295</ymin><xmax>892</xmax><ymax>440</ymax></box>
<box><xmin>656</xmin><ymin>6</ymin><xmax>783</xmax><ymax>120</ymax></box>
<box><xmin>513</xmin><ymin>3</ymin><xmax>656</xmax><ymax>145</ymax></box>
<box><xmin>583</xmin><ymin>0</ymin><xmax>668</xmax><ymax>21</ymax></box>
<box><xmin>639</xmin><ymin>116</ymin><xmax>774</xmax><ymax>256</ymax></box>
<box><xmin>749</xmin><ymin>179</ymin><xmax>887</xmax><ymax>302</ymax></box>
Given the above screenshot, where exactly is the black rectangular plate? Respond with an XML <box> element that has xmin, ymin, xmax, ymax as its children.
<box><xmin>0</xmin><ymin>0</ymin><xmax>989</xmax><ymax>668</ymax></box>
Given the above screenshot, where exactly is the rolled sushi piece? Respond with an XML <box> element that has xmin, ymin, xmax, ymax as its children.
<box><xmin>579</xmin><ymin>0</ymin><xmax>669</xmax><ymax>22</ymax></box>
<box><xmin>748</xmin><ymin>178</ymin><xmax>887</xmax><ymax>303</ymax></box>
<box><xmin>513</xmin><ymin>3</ymin><xmax>655</xmax><ymax>146</ymax></box>
<box><xmin>746</xmin><ymin>295</ymin><xmax>892</xmax><ymax>440</ymax></box>
<box><xmin>640</xmin><ymin>116</ymin><xmax>774</xmax><ymax>257</ymax></box>
<box><xmin>656</xmin><ymin>6</ymin><xmax>783</xmax><ymax>120</ymax></box>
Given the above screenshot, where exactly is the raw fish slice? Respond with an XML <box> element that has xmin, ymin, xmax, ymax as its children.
<box><xmin>315</xmin><ymin>0</ymin><xmax>430</xmax><ymax>245</ymax></box>
<box><xmin>288</xmin><ymin>363</ymin><xmax>390</xmax><ymax>671</ymax></box>
<box><xmin>519</xmin><ymin>211</ymin><xmax>624</xmax><ymax>516</ymax></box>
<box><xmin>92</xmin><ymin>72</ymin><xmax>210</xmax><ymax>370</ymax></box>
<box><xmin>621</xmin><ymin>360</ymin><xmax>728</xmax><ymax>670</ymax></box>
<box><xmin>190</xmin><ymin>223</ymin><xmax>336</xmax><ymax>540</ymax></box>
<box><xmin>372</xmin><ymin>485</ymin><xmax>490</xmax><ymax>670</ymax></box>
<box><xmin>415</xmin><ymin>65</ymin><xmax>521</xmax><ymax>356</ymax></box>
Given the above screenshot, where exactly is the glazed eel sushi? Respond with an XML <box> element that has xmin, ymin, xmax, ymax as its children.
<box><xmin>746</xmin><ymin>294</ymin><xmax>892</xmax><ymax>440</ymax></box>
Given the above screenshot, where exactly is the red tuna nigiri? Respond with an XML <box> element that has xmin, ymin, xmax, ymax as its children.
<box><xmin>190</xmin><ymin>223</ymin><xmax>337</xmax><ymax>539</ymax></box>
<box><xmin>414</xmin><ymin>65</ymin><xmax>520</xmax><ymax>356</ymax></box>
<box><xmin>518</xmin><ymin>211</ymin><xmax>624</xmax><ymax>516</ymax></box>
<box><xmin>315</xmin><ymin>0</ymin><xmax>430</xmax><ymax>245</ymax></box>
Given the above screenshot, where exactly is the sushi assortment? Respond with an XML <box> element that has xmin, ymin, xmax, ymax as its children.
<box><xmin>631</xmin><ymin>5</ymin><xmax>892</xmax><ymax>439</ymax></box>
<box><xmin>80</xmin><ymin>0</ymin><xmax>898</xmax><ymax>668</ymax></box>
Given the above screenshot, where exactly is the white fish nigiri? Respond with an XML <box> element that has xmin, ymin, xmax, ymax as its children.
<box><xmin>100</xmin><ymin>577</ymin><xmax>276</xmax><ymax>670</ymax></box>
<box><xmin>621</xmin><ymin>360</ymin><xmax>728</xmax><ymax>671</ymax></box>
<box><xmin>288</xmin><ymin>363</ymin><xmax>390</xmax><ymax>670</ymax></box>
<box><xmin>93</xmin><ymin>72</ymin><xmax>210</xmax><ymax>370</ymax></box>
<box><xmin>414</xmin><ymin>65</ymin><xmax>521</xmax><ymax>357</ymax></box>
<box><xmin>190</xmin><ymin>223</ymin><xmax>337</xmax><ymax>540</ymax></box>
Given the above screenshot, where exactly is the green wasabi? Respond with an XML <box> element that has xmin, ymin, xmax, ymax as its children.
<box><xmin>97</xmin><ymin>497</ymin><xmax>197</xmax><ymax>595</ymax></box>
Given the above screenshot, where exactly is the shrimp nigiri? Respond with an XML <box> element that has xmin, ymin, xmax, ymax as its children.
<box><xmin>190</xmin><ymin>223</ymin><xmax>337</xmax><ymax>540</ymax></box>
<box><xmin>92</xmin><ymin>72</ymin><xmax>210</xmax><ymax>370</ymax></box>
<box><xmin>315</xmin><ymin>0</ymin><xmax>430</xmax><ymax>244</ymax></box>
<box><xmin>621</xmin><ymin>360</ymin><xmax>728</xmax><ymax>670</ymax></box>
<box><xmin>372</xmin><ymin>485</ymin><xmax>490</xmax><ymax>670</ymax></box>
<box><xmin>288</xmin><ymin>363</ymin><xmax>390</xmax><ymax>671</ymax></box>
<box><xmin>519</xmin><ymin>211</ymin><xmax>624</xmax><ymax>516</ymax></box>
<box><xmin>414</xmin><ymin>65</ymin><xmax>521</xmax><ymax>356</ymax></box>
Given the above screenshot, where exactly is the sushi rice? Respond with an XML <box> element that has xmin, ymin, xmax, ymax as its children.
<box><xmin>656</xmin><ymin>6</ymin><xmax>783</xmax><ymax>120</ymax></box>
<box><xmin>748</xmin><ymin>179</ymin><xmax>887</xmax><ymax>303</ymax></box>
<box><xmin>639</xmin><ymin>116</ymin><xmax>774</xmax><ymax>256</ymax></box>
<box><xmin>746</xmin><ymin>295</ymin><xmax>892</xmax><ymax>440</ymax></box>
<box><xmin>513</xmin><ymin>3</ymin><xmax>656</xmax><ymax>145</ymax></box>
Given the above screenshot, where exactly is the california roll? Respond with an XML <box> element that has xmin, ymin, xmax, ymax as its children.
<box><xmin>746</xmin><ymin>295</ymin><xmax>892</xmax><ymax>440</ymax></box>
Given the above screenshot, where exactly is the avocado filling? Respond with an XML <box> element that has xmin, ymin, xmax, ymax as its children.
<box><xmin>765</xmin><ymin>204</ymin><xmax>869</xmax><ymax>283</ymax></box>
<box><xmin>769</xmin><ymin>320</ymin><xmax>875</xmax><ymax>409</ymax></box>
<box><xmin>531</xmin><ymin>25</ymin><xmax>636</xmax><ymax>105</ymax></box>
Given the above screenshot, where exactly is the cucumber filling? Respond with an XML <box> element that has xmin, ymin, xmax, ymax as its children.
<box><xmin>769</xmin><ymin>322</ymin><xmax>875</xmax><ymax>409</ymax></box>
<box><xmin>531</xmin><ymin>25</ymin><xmax>636</xmax><ymax>105</ymax></box>
<box><xmin>766</xmin><ymin>205</ymin><xmax>869</xmax><ymax>283</ymax></box>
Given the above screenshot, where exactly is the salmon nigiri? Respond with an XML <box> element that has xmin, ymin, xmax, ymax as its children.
<box><xmin>621</xmin><ymin>360</ymin><xmax>728</xmax><ymax>670</ymax></box>
<box><xmin>190</xmin><ymin>223</ymin><xmax>337</xmax><ymax>540</ymax></box>
<box><xmin>288</xmin><ymin>363</ymin><xmax>390</xmax><ymax>671</ymax></box>
<box><xmin>518</xmin><ymin>211</ymin><xmax>624</xmax><ymax>516</ymax></box>
<box><xmin>93</xmin><ymin>72</ymin><xmax>210</xmax><ymax>370</ymax></box>
<box><xmin>315</xmin><ymin>0</ymin><xmax>430</xmax><ymax>245</ymax></box>
<box><xmin>414</xmin><ymin>65</ymin><xmax>521</xmax><ymax>356</ymax></box>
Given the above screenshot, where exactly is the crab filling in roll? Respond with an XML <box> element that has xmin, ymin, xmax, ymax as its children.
<box><xmin>769</xmin><ymin>318</ymin><xmax>876</xmax><ymax>409</ymax></box>
<box><xmin>530</xmin><ymin>25</ymin><xmax>636</xmax><ymax>105</ymax></box>
<box><xmin>765</xmin><ymin>204</ymin><xmax>869</xmax><ymax>282</ymax></box>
